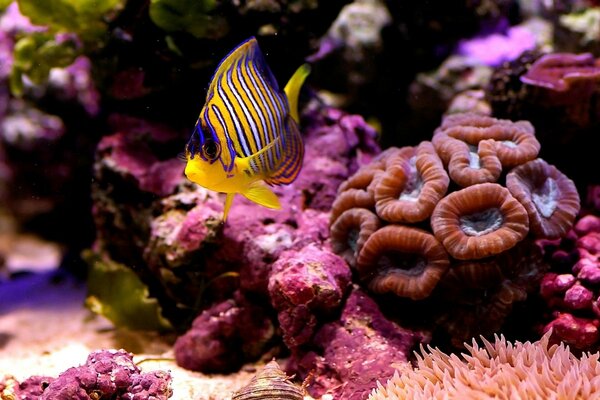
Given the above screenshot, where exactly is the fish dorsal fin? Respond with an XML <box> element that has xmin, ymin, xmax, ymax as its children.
<box><xmin>207</xmin><ymin>37</ymin><xmax>280</xmax><ymax>97</ymax></box>
<box><xmin>284</xmin><ymin>63</ymin><xmax>311</xmax><ymax>123</ymax></box>
<box><xmin>207</xmin><ymin>37</ymin><xmax>255</xmax><ymax>96</ymax></box>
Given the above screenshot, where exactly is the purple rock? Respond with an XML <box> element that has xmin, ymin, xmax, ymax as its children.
<box><xmin>41</xmin><ymin>349</ymin><xmax>171</xmax><ymax>400</ymax></box>
<box><xmin>292</xmin><ymin>287</ymin><xmax>426</xmax><ymax>399</ymax></box>
<box><xmin>95</xmin><ymin>130</ymin><xmax>184</xmax><ymax>199</ymax></box>
<box><xmin>48</xmin><ymin>56</ymin><xmax>101</xmax><ymax>116</ymax></box>
<box><xmin>0</xmin><ymin>30</ymin><xmax>13</xmax><ymax>80</ymax></box>
<box><xmin>238</xmin><ymin>222</ymin><xmax>296</xmax><ymax>294</ymax></box>
<box><xmin>124</xmin><ymin>370</ymin><xmax>173</xmax><ymax>400</ymax></box>
<box><xmin>576</xmin><ymin>258</ymin><xmax>600</xmax><ymax>284</ymax></box>
<box><xmin>544</xmin><ymin>312</ymin><xmax>600</xmax><ymax>350</ymax></box>
<box><xmin>15</xmin><ymin>376</ymin><xmax>55</xmax><ymax>399</ymax></box>
<box><xmin>174</xmin><ymin>292</ymin><xmax>275</xmax><ymax>373</ymax></box>
<box><xmin>0</xmin><ymin>2</ymin><xmax>46</xmax><ymax>35</ymax></box>
<box><xmin>268</xmin><ymin>244</ymin><xmax>352</xmax><ymax>348</ymax></box>
<box><xmin>540</xmin><ymin>273</ymin><xmax>577</xmax><ymax>298</ymax></box>
<box><xmin>574</xmin><ymin>214</ymin><xmax>600</xmax><ymax>236</ymax></box>
<box><xmin>563</xmin><ymin>282</ymin><xmax>594</xmax><ymax>310</ymax></box>
<box><xmin>577</xmin><ymin>233</ymin><xmax>600</xmax><ymax>259</ymax></box>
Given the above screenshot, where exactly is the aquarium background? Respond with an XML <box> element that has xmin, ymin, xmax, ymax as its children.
<box><xmin>1</xmin><ymin>0</ymin><xmax>600</xmax><ymax>399</ymax></box>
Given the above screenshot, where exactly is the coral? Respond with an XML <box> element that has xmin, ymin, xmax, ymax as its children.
<box><xmin>486</xmin><ymin>51</ymin><xmax>600</xmax><ymax>184</ymax></box>
<box><xmin>506</xmin><ymin>158</ymin><xmax>580</xmax><ymax>238</ymax></box>
<box><xmin>174</xmin><ymin>292</ymin><xmax>275</xmax><ymax>373</ymax></box>
<box><xmin>432</xmin><ymin>113</ymin><xmax>540</xmax><ymax>186</ymax></box>
<box><xmin>292</xmin><ymin>287</ymin><xmax>427</xmax><ymax>400</ymax></box>
<box><xmin>431</xmin><ymin>183</ymin><xmax>529</xmax><ymax>260</ymax></box>
<box><xmin>331</xmin><ymin>112</ymin><xmax>577</xmax><ymax>343</ymax></box>
<box><xmin>374</xmin><ymin>142</ymin><xmax>449</xmax><ymax>223</ymax></box>
<box><xmin>457</xmin><ymin>24</ymin><xmax>538</xmax><ymax>67</ymax></box>
<box><xmin>0</xmin><ymin>350</ymin><xmax>172</xmax><ymax>399</ymax></box>
<box><xmin>356</xmin><ymin>225</ymin><xmax>450</xmax><ymax>300</ymax></box>
<box><xmin>434</xmin><ymin>239</ymin><xmax>546</xmax><ymax>346</ymax></box>
<box><xmin>368</xmin><ymin>331</ymin><xmax>600</xmax><ymax>400</ymax></box>
<box><xmin>330</xmin><ymin>208</ymin><xmax>380</xmax><ymax>267</ymax></box>
<box><xmin>268</xmin><ymin>244</ymin><xmax>351</xmax><ymax>348</ymax></box>
<box><xmin>521</xmin><ymin>52</ymin><xmax>600</xmax><ymax>92</ymax></box>
<box><xmin>537</xmin><ymin>190</ymin><xmax>600</xmax><ymax>351</ymax></box>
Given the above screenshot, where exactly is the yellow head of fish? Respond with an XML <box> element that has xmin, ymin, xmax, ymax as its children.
<box><xmin>184</xmin><ymin>37</ymin><xmax>310</xmax><ymax>221</ymax></box>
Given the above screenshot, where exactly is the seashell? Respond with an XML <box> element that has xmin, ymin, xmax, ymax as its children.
<box><xmin>232</xmin><ymin>360</ymin><xmax>305</xmax><ymax>400</ymax></box>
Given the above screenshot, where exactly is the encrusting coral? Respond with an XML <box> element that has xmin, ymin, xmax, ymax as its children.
<box><xmin>330</xmin><ymin>111</ymin><xmax>580</xmax><ymax>343</ymax></box>
<box><xmin>368</xmin><ymin>330</ymin><xmax>600</xmax><ymax>400</ymax></box>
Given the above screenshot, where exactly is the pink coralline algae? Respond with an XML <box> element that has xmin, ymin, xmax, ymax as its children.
<box><xmin>538</xmin><ymin>207</ymin><xmax>600</xmax><ymax>351</ymax></box>
<box><xmin>174</xmin><ymin>292</ymin><xmax>275</xmax><ymax>373</ymax></box>
<box><xmin>268</xmin><ymin>244</ymin><xmax>352</xmax><ymax>348</ymax></box>
<box><xmin>330</xmin><ymin>112</ymin><xmax>579</xmax><ymax>345</ymax></box>
<box><xmin>291</xmin><ymin>287</ymin><xmax>426</xmax><ymax>400</ymax></box>
<box><xmin>0</xmin><ymin>350</ymin><xmax>172</xmax><ymax>399</ymax></box>
<box><xmin>89</xmin><ymin>105</ymin><xmax>381</xmax><ymax>373</ymax></box>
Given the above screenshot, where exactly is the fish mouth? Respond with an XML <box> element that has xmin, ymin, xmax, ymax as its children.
<box><xmin>184</xmin><ymin>162</ymin><xmax>229</xmax><ymax>190</ymax></box>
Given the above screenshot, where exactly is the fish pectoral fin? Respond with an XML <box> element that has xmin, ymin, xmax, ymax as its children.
<box><xmin>242</xmin><ymin>183</ymin><xmax>281</xmax><ymax>210</ymax></box>
<box><xmin>237</xmin><ymin>136</ymin><xmax>280</xmax><ymax>175</ymax></box>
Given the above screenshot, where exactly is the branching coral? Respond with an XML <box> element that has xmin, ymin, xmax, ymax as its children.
<box><xmin>368</xmin><ymin>331</ymin><xmax>600</xmax><ymax>400</ymax></box>
<box><xmin>330</xmin><ymin>112</ymin><xmax>578</xmax><ymax>343</ymax></box>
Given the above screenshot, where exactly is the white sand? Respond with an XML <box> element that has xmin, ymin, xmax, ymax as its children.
<box><xmin>0</xmin><ymin>272</ymin><xmax>254</xmax><ymax>400</ymax></box>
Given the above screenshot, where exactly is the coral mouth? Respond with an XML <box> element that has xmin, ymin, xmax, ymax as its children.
<box><xmin>459</xmin><ymin>208</ymin><xmax>504</xmax><ymax>236</ymax></box>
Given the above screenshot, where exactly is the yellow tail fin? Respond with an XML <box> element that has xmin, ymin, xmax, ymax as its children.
<box><xmin>284</xmin><ymin>63</ymin><xmax>311</xmax><ymax>123</ymax></box>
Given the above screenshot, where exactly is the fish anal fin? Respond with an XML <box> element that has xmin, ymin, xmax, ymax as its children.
<box><xmin>242</xmin><ymin>183</ymin><xmax>281</xmax><ymax>210</ymax></box>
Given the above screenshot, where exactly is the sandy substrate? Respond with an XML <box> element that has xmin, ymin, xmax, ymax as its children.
<box><xmin>0</xmin><ymin>272</ymin><xmax>256</xmax><ymax>400</ymax></box>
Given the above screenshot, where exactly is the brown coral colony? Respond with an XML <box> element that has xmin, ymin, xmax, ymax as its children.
<box><xmin>431</xmin><ymin>183</ymin><xmax>529</xmax><ymax>260</ymax></box>
<box><xmin>330</xmin><ymin>112</ymin><xmax>580</xmax><ymax>305</ymax></box>
<box><xmin>506</xmin><ymin>159</ymin><xmax>580</xmax><ymax>239</ymax></box>
<box><xmin>356</xmin><ymin>225</ymin><xmax>450</xmax><ymax>300</ymax></box>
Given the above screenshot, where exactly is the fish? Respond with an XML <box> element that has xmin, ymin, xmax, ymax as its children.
<box><xmin>184</xmin><ymin>37</ymin><xmax>310</xmax><ymax>222</ymax></box>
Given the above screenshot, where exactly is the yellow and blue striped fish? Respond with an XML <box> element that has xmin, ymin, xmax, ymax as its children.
<box><xmin>184</xmin><ymin>37</ymin><xmax>310</xmax><ymax>221</ymax></box>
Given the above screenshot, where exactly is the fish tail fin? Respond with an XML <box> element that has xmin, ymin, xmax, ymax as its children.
<box><xmin>284</xmin><ymin>63</ymin><xmax>311</xmax><ymax>123</ymax></box>
<box><xmin>265</xmin><ymin>117</ymin><xmax>304</xmax><ymax>186</ymax></box>
<box><xmin>242</xmin><ymin>183</ymin><xmax>281</xmax><ymax>210</ymax></box>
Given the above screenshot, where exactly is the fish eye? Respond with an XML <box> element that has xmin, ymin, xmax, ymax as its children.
<box><xmin>202</xmin><ymin>140</ymin><xmax>220</xmax><ymax>160</ymax></box>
